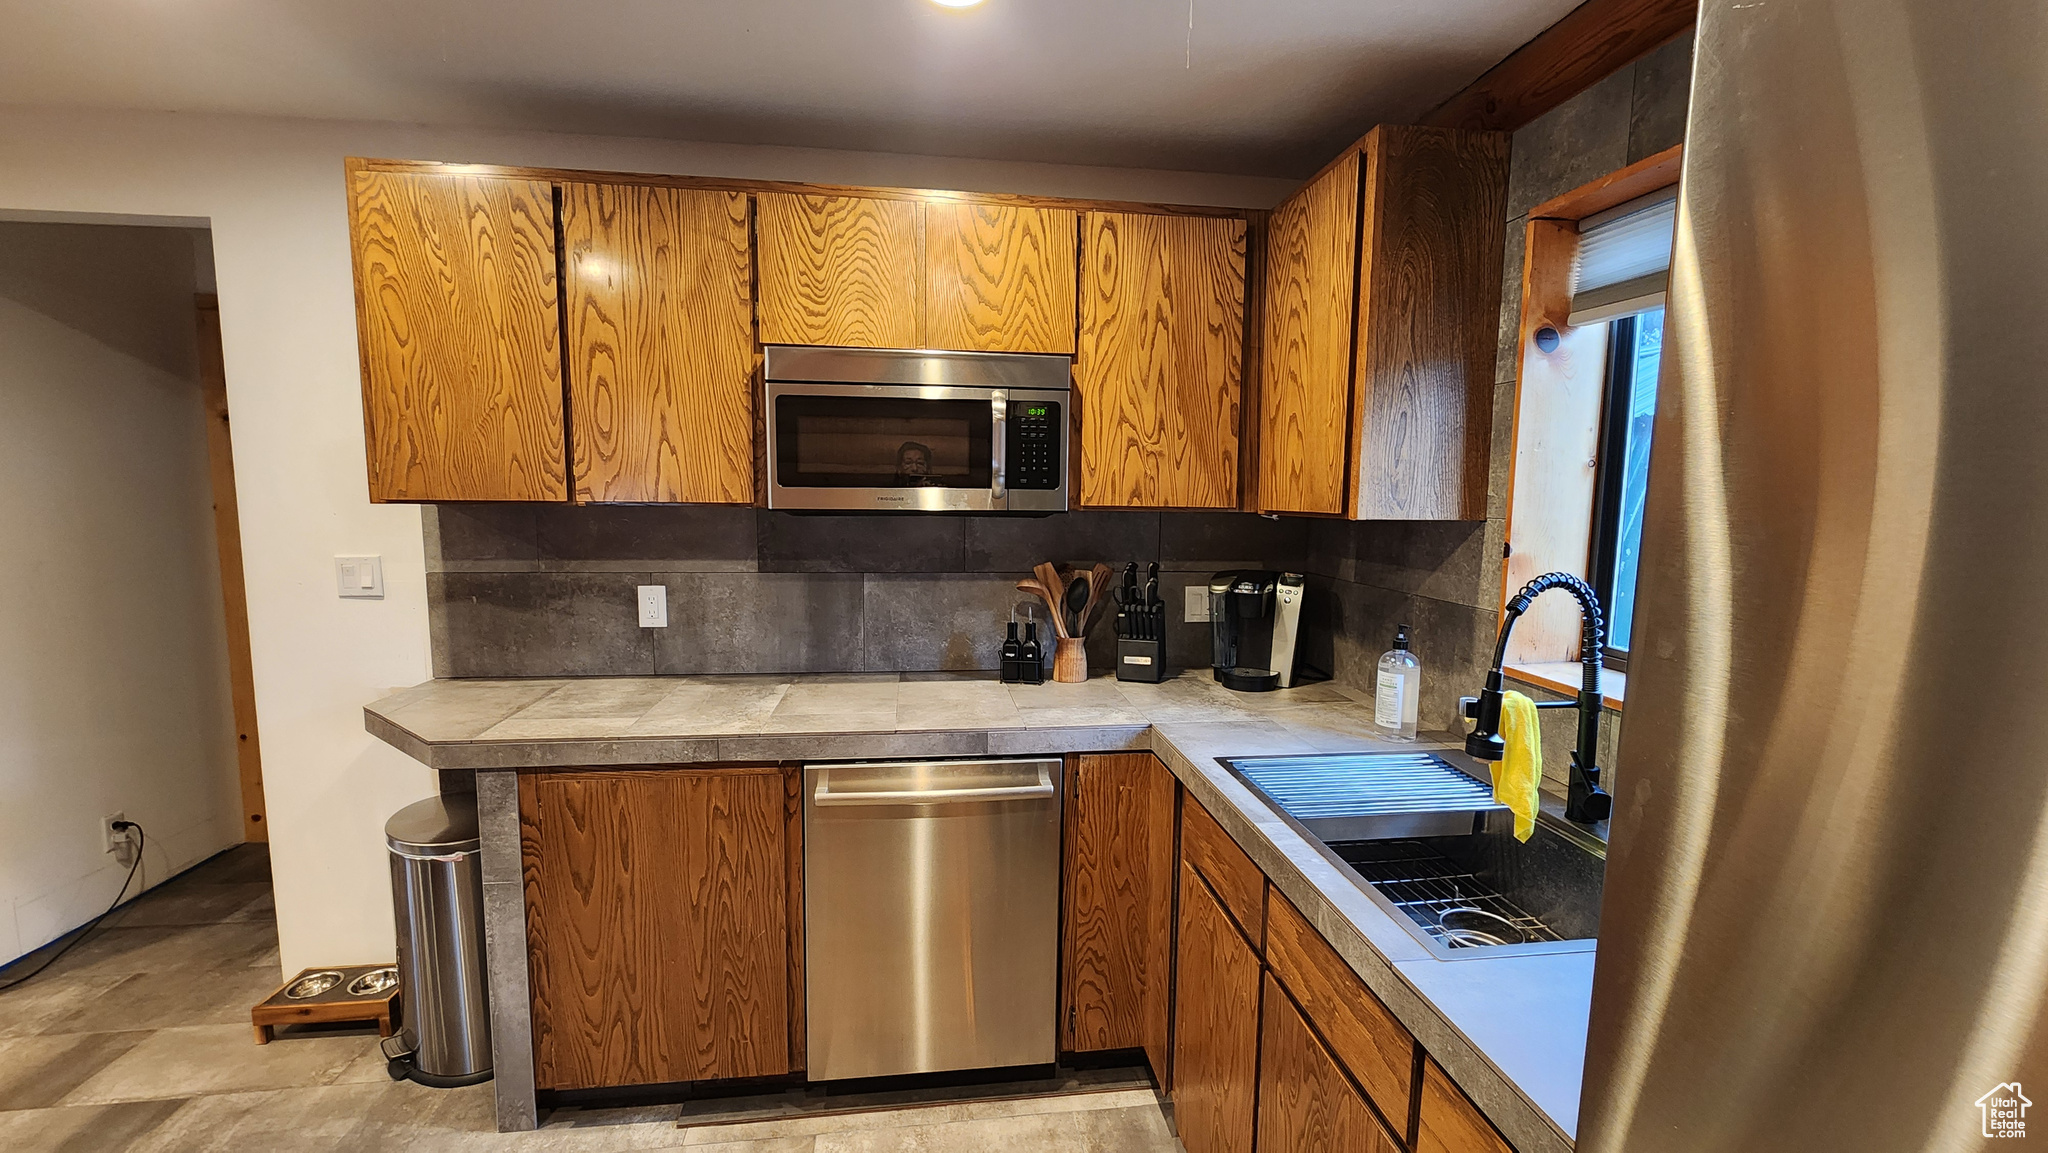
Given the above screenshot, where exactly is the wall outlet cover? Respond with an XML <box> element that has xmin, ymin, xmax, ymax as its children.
<box><xmin>335</xmin><ymin>556</ymin><xmax>384</xmax><ymax>599</ymax></box>
<box><xmin>637</xmin><ymin>585</ymin><xmax>668</xmax><ymax>628</ymax></box>
<box><xmin>101</xmin><ymin>812</ymin><xmax>131</xmax><ymax>859</ymax></box>
<box><xmin>1185</xmin><ymin>585</ymin><xmax>1211</xmax><ymax>623</ymax></box>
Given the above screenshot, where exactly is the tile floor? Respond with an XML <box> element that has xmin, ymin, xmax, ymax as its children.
<box><xmin>0</xmin><ymin>845</ymin><xmax>1178</xmax><ymax>1151</ymax></box>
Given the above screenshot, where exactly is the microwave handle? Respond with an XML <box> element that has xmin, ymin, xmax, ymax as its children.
<box><xmin>990</xmin><ymin>393</ymin><xmax>1008</xmax><ymax>504</ymax></box>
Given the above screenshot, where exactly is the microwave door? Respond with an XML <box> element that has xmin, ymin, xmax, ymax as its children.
<box><xmin>768</xmin><ymin>383</ymin><xmax>997</xmax><ymax>511</ymax></box>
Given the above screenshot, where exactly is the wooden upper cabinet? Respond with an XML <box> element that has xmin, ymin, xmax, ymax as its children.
<box><xmin>1076</xmin><ymin>211</ymin><xmax>1248</xmax><ymax>509</ymax></box>
<box><xmin>1259</xmin><ymin>152</ymin><xmax>1362</xmax><ymax>516</ymax></box>
<box><xmin>757</xmin><ymin>192</ymin><xmax>923</xmax><ymax>348</ymax></box>
<box><xmin>925</xmin><ymin>202</ymin><xmax>1078</xmax><ymax>354</ymax></box>
<box><xmin>1257</xmin><ymin>126</ymin><xmax>1510</xmax><ymax>520</ymax></box>
<box><xmin>347</xmin><ymin>167</ymin><xmax>566</xmax><ymax>502</ymax></box>
<box><xmin>521</xmin><ymin>768</ymin><xmax>796</xmax><ymax>1091</ymax></box>
<box><xmin>562</xmin><ymin>182</ymin><xmax>755</xmax><ymax>504</ymax></box>
<box><xmin>1259</xmin><ymin>973</ymin><xmax>1402</xmax><ymax>1153</ymax></box>
<box><xmin>1060</xmin><ymin>753</ymin><xmax>1177</xmax><ymax>1081</ymax></box>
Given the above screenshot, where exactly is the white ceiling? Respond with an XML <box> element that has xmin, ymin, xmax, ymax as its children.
<box><xmin>0</xmin><ymin>0</ymin><xmax>1575</xmax><ymax>177</ymax></box>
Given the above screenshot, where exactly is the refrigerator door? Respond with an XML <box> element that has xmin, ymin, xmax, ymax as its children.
<box><xmin>1579</xmin><ymin>2</ymin><xmax>2048</xmax><ymax>1150</ymax></box>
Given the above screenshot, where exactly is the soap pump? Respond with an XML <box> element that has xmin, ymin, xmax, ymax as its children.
<box><xmin>1374</xmin><ymin>624</ymin><xmax>1421</xmax><ymax>741</ymax></box>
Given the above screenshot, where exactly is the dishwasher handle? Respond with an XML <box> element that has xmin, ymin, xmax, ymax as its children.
<box><xmin>812</xmin><ymin>765</ymin><xmax>1055</xmax><ymax>807</ymax></box>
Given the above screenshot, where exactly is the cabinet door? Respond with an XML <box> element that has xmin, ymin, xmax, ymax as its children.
<box><xmin>1417</xmin><ymin>1057</ymin><xmax>1516</xmax><ymax>1153</ymax></box>
<box><xmin>1258</xmin><ymin>973</ymin><xmax>1401</xmax><ymax>1153</ymax></box>
<box><xmin>521</xmin><ymin>768</ymin><xmax>794</xmax><ymax>1090</ymax></box>
<box><xmin>1061</xmin><ymin>753</ymin><xmax>1177</xmax><ymax>1079</ymax></box>
<box><xmin>1172</xmin><ymin>861</ymin><xmax>1261</xmax><ymax>1153</ymax></box>
<box><xmin>757</xmin><ymin>192</ymin><xmax>922</xmax><ymax>348</ymax></box>
<box><xmin>1258</xmin><ymin>152</ymin><xmax>1361</xmax><ymax>516</ymax></box>
<box><xmin>562</xmin><ymin>183</ymin><xmax>756</xmax><ymax>504</ymax></box>
<box><xmin>1076</xmin><ymin>211</ymin><xmax>1247</xmax><ymax>509</ymax></box>
<box><xmin>348</xmin><ymin>168</ymin><xmax>566</xmax><ymax>502</ymax></box>
<box><xmin>1265</xmin><ymin>890</ymin><xmax>1416</xmax><ymax>1124</ymax></box>
<box><xmin>1352</xmin><ymin>127</ymin><xmax>1510</xmax><ymax>520</ymax></box>
<box><xmin>926</xmin><ymin>202</ymin><xmax>1077</xmax><ymax>354</ymax></box>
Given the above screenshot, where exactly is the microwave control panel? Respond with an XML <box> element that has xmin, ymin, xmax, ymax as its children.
<box><xmin>1007</xmin><ymin>401</ymin><xmax>1063</xmax><ymax>490</ymax></box>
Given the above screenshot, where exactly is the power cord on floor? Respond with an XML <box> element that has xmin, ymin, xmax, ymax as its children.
<box><xmin>0</xmin><ymin>820</ymin><xmax>146</xmax><ymax>992</ymax></box>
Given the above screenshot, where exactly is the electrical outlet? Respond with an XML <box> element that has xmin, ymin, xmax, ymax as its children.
<box><xmin>637</xmin><ymin>585</ymin><xmax>668</xmax><ymax>628</ymax></box>
<box><xmin>1184</xmin><ymin>585</ymin><xmax>1211</xmax><ymax>623</ymax></box>
<box><xmin>101</xmin><ymin>812</ymin><xmax>135</xmax><ymax>866</ymax></box>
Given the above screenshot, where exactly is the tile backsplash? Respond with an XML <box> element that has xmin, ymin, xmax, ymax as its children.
<box><xmin>425</xmin><ymin>505</ymin><xmax>1311</xmax><ymax>680</ymax></box>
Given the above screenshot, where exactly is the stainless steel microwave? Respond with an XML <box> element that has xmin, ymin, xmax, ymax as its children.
<box><xmin>763</xmin><ymin>345</ymin><xmax>1070</xmax><ymax>513</ymax></box>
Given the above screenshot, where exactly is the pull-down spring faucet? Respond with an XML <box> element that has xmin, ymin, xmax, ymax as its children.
<box><xmin>1461</xmin><ymin>572</ymin><xmax>1613</xmax><ymax>824</ymax></box>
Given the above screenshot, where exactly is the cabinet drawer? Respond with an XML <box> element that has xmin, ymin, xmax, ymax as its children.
<box><xmin>1181</xmin><ymin>797</ymin><xmax>1266</xmax><ymax>948</ymax></box>
<box><xmin>1417</xmin><ymin>1057</ymin><xmax>1515</xmax><ymax>1153</ymax></box>
<box><xmin>1266</xmin><ymin>891</ymin><xmax>1416</xmax><ymax>1127</ymax></box>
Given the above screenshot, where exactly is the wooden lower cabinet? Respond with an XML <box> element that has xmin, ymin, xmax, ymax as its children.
<box><xmin>1061</xmin><ymin>753</ymin><xmax>1178</xmax><ymax>1081</ymax></box>
<box><xmin>1172</xmin><ymin>861</ymin><xmax>1262</xmax><ymax>1153</ymax></box>
<box><xmin>1417</xmin><ymin>1057</ymin><xmax>1516</xmax><ymax>1153</ymax></box>
<box><xmin>1258</xmin><ymin>972</ymin><xmax>1400</xmax><ymax>1153</ymax></box>
<box><xmin>1265</xmin><ymin>891</ymin><xmax>1417</xmax><ymax>1124</ymax></box>
<box><xmin>520</xmin><ymin>768</ymin><xmax>798</xmax><ymax>1090</ymax></box>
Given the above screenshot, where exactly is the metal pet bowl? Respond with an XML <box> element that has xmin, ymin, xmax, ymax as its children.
<box><xmin>347</xmin><ymin>967</ymin><xmax>399</xmax><ymax>997</ymax></box>
<box><xmin>1437</xmin><ymin>907</ymin><xmax>1529</xmax><ymax>948</ymax></box>
<box><xmin>285</xmin><ymin>970</ymin><xmax>345</xmax><ymax>999</ymax></box>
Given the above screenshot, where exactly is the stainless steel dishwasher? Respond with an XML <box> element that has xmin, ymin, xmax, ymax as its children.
<box><xmin>804</xmin><ymin>757</ymin><xmax>1062</xmax><ymax>1081</ymax></box>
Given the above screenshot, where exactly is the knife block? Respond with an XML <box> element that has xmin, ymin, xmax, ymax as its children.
<box><xmin>1052</xmin><ymin>637</ymin><xmax>1088</xmax><ymax>683</ymax></box>
<box><xmin>1115</xmin><ymin>638</ymin><xmax>1166</xmax><ymax>683</ymax></box>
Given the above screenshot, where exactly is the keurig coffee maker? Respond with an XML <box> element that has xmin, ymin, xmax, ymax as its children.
<box><xmin>1208</xmin><ymin>571</ymin><xmax>1304</xmax><ymax>692</ymax></box>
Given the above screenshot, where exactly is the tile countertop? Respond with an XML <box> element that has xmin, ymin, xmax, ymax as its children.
<box><xmin>364</xmin><ymin>671</ymin><xmax>1592</xmax><ymax>1152</ymax></box>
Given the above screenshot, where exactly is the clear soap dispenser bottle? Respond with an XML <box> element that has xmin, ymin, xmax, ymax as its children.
<box><xmin>1375</xmin><ymin>624</ymin><xmax>1421</xmax><ymax>741</ymax></box>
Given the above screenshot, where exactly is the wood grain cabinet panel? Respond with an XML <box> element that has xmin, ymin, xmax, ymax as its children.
<box><xmin>925</xmin><ymin>202</ymin><xmax>1077</xmax><ymax>354</ymax></box>
<box><xmin>1258</xmin><ymin>152</ymin><xmax>1361</xmax><ymax>516</ymax></box>
<box><xmin>347</xmin><ymin>168</ymin><xmax>566</xmax><ymax>502</ymax></box>
<box><xmin>562</xmin><ymin>183</ymin><xmax>756</xmax><ymax>504</ymax></box>
<box><xmin>1060</xmin><ymin>753</ymin><xmax>1177</xmax><ymax>1081</ymax></box>
<box><xmin>757</xmin><ymin>192</ymin><xmax>923</xmax><ymax>348</ymax></box>
<box><xmin>1258</xmin><ymin>973</ymin><xmax>1401</xmax><ymax>1153</ymax></box>
<box><xmin>1181</xmin><ymin>796</ymin><xmax>1266</xmax><ymax>949</ymax></box>
<box><xmin>1265</xmin><ymin>891</ymin><xmax>1417</xmax><ymax>1125</ymax></box>
<box><xmin>1255</xmin><ymin>126</ymin><xmax>1509</xmax><ymax>520</ymax></box>
<box><xmin>521</xmin><ymin>768</ymin><xmax>794</xmax><ymax>1091</ymax></box>
<box><xmin>1417</xmin><ymin>1057</ymin><xmax>1516</xmax><ymax>1153</ymax></box>
<box><xmin>1172</xmin><ymin>862</ymin><xmax>1262</xmax><ymax>1153</ymax></box>
<box><xmin>1076</xmin><ymin>211</ymin><xmax>1247</xmax><ymax>509</ymax></box>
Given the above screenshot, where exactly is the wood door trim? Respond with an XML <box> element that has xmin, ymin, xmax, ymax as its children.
<box><xmin>1529</xmin><ymin>143</ymin><xmax>1684</xmax><ymax>222</ymax></box>
<box><xmin>347</xmin><ymin>157</ymin><xmax>1255</xmax><ymax>221</ymax></box>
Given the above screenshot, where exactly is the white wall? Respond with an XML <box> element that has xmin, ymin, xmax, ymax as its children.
<box><xmin>0</xmin><ymin>221</ymin><xmax>242</xmax><ymax>962</ymax></box>
<box><xmin>0</xmin><ymin>105</ymin><xmax>1297</xmax><ymax>975</ymax></box>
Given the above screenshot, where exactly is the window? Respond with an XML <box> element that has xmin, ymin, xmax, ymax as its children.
<box><xmin>1589</xmin><ymin>309</ymin><xmax>1663</xmax><ymax>669</ymax></box>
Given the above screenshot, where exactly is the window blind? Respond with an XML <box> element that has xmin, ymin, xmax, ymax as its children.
<box><xmin>1568</xmin><ymin>186</ymin><xmax>1678</xmax><ymax>326</ymax></box>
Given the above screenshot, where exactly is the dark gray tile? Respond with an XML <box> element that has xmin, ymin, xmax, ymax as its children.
<box><xmin>1487</xmin><ymin>381</ymin><xmax>1516</xmax><ymax>520</ymax></box>
<box><xmin>863</xmin><ymin>574</ymin><xmax>1044</xmax><ymax>672</ymax></box>
<box><xmin>535</xmin><ymin>504</ymin><xmax>758</xmax><ymax>569</ymax></box>
<box><xmin>481</xmin><ymin>880</ymin><xmax>536</xmax><ymax>1132</ymax></box>
<box><xmin>963</xmin><ymin>511</ymin><xmax>1160</xmax><ymax>573</ymax></box>
<box><xmin>1506</xmin><ymin>67</ymin><xmax>1634</xmax><ymax>219</ymax></box>
<box><xmin>1628</xmin><ymin>30</ymin><xmax>1695</xmax><ymax>163</ymax></box>
<box><xmin>435</xmin><ymin>572</ymin><xmax>654</xmax><ymax>677</ymax></box>
<box><xmin>1496</xmin><ymin>216</ymin><xmax>1526</xmax><ymax>386</ymax></box>
<box><xmin>1157</xmin><ymin>512</ymin><xmax>1311</xmax><ymax>571</ymax></box>
<box><xmin>759</xmin><ymin>513</ymin><xmax>964</xmax><ymax>573</ymax></box>
<box><xmin>1303</xmin><ymin>520</ymin><xmax>1492</xmax><ymax>609</ymax></box>
<box><xmin>655</xmin><ymin>573</ymin><xmax>864</xmax><ymax>675</ymax></box>
<box><xmin>1301</xmin><ymin>576</ymin><xmax>1498</xmax><ymax>730</ymax></box>
<box><xmin>424</xmin><ymin>504</ymin><xmax>538</xmax><ymax>565</ymax></box>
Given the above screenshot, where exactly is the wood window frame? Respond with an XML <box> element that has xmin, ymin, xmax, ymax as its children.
<box><xmin>1497</xmin><ymin>144</ymin><xmax>1681</xmax><ymax>706</ymax></box>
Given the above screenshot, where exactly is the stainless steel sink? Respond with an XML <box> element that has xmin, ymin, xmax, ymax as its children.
<box><xmin>1220</xmin><ymin>750</ymin><xmax>1605</xmax><ymax>959</ymax></box>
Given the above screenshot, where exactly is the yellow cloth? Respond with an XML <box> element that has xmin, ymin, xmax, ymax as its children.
<box><xmin>1492</xmin><ymin>691</ymin><xmax>1542</xmax><ymax>842</ymax></box>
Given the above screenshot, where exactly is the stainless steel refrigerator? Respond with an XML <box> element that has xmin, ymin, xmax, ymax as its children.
<box><xmin>1579</xmin><ymin>1</ymin><xmax>2048</xmax><ymax>1149</ymax></box>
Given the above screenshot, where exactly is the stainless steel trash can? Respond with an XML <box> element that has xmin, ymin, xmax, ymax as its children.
<box><xmin>383</xmin><ymin>795</ymin><xmax>492</xmax><ymax>1087</ymax></box>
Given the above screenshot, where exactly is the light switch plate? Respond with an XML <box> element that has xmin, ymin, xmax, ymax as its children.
<box><xmin>335</xmin><ymin>556</ymin><xmax>384</xmax><ymax>599</ymax></box>
<box><xmin>1185</xmin><ymin>585</ymin><xmax>1211</xmax><ymax>623</ymax></box>
<box><xmin>637</xmin><ymin>584</ymin><xmax>668</xmax><ymax>628</ymax></box>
